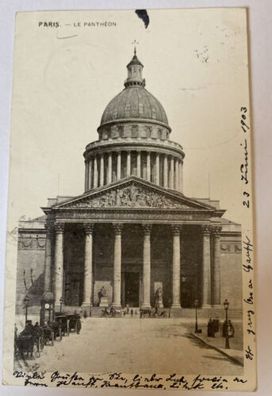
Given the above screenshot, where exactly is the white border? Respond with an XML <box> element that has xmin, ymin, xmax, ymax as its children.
<box><xmin>1</xmin><ymin>1</ymin><xmax>272</xmax><ymax>395</ymax></box>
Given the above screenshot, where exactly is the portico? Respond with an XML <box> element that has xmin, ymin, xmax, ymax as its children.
<box><xmin>42</xmin><ymin>178</ymin><xmax>224</xmax><ymax>314</ymax></box>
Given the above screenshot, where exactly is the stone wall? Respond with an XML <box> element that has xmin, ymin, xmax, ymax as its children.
<box><xmin>220</xmin><ymin>235</ymin><xmax>243</xmax><ymax>308</ymax></box>
<box><xmin>16</xmin><ymin>231</ymin><xmax>46</xmax><ymax>313</ymax></box>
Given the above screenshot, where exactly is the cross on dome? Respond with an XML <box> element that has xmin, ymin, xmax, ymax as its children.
<box><xmin>131</xmin><ymin>40</ymin><xmax>139</xmax><ymax>55</ymax></box>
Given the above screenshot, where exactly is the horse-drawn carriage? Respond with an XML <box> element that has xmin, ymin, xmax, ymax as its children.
<box><xmin>66</xmin><ymin>313</ymin><xmax>81</xmax><ymax>334</ymax></box>
<box><xmin>15</xmin><ymin>321</ymin><xmax>44</xmax><ymax>359</ymax></box>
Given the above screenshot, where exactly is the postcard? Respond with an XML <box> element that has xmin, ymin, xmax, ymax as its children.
<box><xmin>2</xmin><ymin>8</ymin><xmax>256</xmax><ymax>391</ymax></box>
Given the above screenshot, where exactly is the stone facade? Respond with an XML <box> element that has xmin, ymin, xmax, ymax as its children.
<box><xmin>15</xmin><ymin>50</ymin><xmax>243</xmax><ymax>317</ymax></box>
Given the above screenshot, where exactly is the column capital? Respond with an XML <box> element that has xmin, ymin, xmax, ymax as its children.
<box><xmin>142</xmin><ymin>224</ymin><xmax>152</xmax><ymax>235</ymax></box>
<box><xmin>211</xmin><ymin>226</ymin><xmax>222</xmax><ymax>236</ymax></box>
<box><xmin>83</xmin><ymin>223</ymin><xmax>95</xmax><ymax>234</ymax></box>
<box><xmin>112</xmin><ymin>223</ymin><xmax>123</xmax><ymax>235</ymax></box>
<box><xmin>45</xmin><ymin>221</ymin><xmax>54</xmax><ymax>234</ymax></box>
<box><xmin>171</xmin><ymin>225</ymin><xmax>182</xmax><ymax>235</ymax></box>
<box><xmin>55</xmin><ymin>223</ymin><xmax>65</xmax><ymax>233</ymax></box>
<box><xmin>201</xmin><ymin>225</ymin><xmax>212</xmax><ymax>235</ymax></box>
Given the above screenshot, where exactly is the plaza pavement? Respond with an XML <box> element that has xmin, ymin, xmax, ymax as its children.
<box><xmin>27</xmin><ymin>317</ymin><xmax>243</xmax><ymax>376</ymax></box>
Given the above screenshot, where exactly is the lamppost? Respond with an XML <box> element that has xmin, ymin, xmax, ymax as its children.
<box><xmin>23</xmin><ymin>295</ymin><xmax>30</xmax><ymax>325</ymax></box>
<box><xmin>194</xmin><ymin>299</ymin><xmax>199</xmax><ymax>333</ymax></box>
<box><xmin>40</xmin><ymin>292</ymin><xmax>55</xmax><ymax>325</ymax></box>
<box><xmin>223</xmin><ymin>298</ymin><xmax>230</xmax><ymax>349</ymax></box>
<box><xmin>59</xmin><ymin>297</ymin><xmax>63</xmax><ymax>313</ymax></box>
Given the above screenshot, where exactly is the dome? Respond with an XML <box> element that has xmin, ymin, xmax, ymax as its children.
<box><xmin>100</xmin><ymin>86</ymin><xmax>169</xmax><ymax>127</ymax></box>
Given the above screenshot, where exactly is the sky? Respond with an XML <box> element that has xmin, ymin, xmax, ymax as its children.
<box><xmin>7</xmin><ymin>8</ymin><xmax>251</xmax><ymax>229</ymax></box>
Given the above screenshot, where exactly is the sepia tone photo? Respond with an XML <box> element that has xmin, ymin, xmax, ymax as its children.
<box><xmin>3</xmin><ymin>8</ymin><xmax>256</xmax><ymax>391</ymax></box>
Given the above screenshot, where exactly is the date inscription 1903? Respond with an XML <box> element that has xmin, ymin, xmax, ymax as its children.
<box><xmin>240</xmin><ymin>107</ymin><xmax>250</xmax><ymax>208</ymax></box>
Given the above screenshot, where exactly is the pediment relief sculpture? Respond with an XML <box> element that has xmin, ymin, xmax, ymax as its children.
<box><xmin>64</xmin><ymin>184</ymin><xmax>190</xmax><ymax>209</ymax></box>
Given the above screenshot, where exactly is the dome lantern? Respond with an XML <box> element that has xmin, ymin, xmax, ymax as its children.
<box><xmin>124</xmin><ymin>48</ymin><xmax>145</xmax><ymax>88</ymax></box>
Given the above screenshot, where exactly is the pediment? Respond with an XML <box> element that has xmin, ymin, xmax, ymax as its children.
<box><xmin>53</xmin><ymin>178</ymin><xmax>216</xmax><ymax>212</ymax></box>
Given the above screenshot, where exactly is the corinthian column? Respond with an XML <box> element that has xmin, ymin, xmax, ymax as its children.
<box><xmin>170</xmin><ymin>157</ymin><xmax>174</xmax><ymax>189</ymax></box>
<box><xmin>88</xmin><ymin>160</ymin><xmax>92</xmax><ymax>190</ymax></box>
<box><xmin>84</xmin><ymin>161</ymin><xmax>88</xmax><ymax>191</ymax></box>
<box><xmin>146</xmin><ymin>152</ymin><xmax>151</xmax><ymax>182</ymax></box>
<box><xmin>171</xmin><ymin>225</ymin><xmax>181</xmax><ymax>308</ymax></box>
<box><xmin>137</xmin><ymin>151</ymin><xmax>141</xmax><ymax>178</ymax></box>
<box><xmin>212</xmin><ymin>226</ymin><xmax>222</xmax><ymax>306</ymax></box>
<box><xmin>117</xmin><ymin>152</ymin><xmax>121</xmax><ymax>180</ymax></box>
<box><xmin>82</xmin><ymin>224</ymin><xmax>94</xmax><ymax>310</ymax></box>
<box><xmin>127</xmin><ymin>151</ymin><xmax>131</xmax><ymax>177</ymax></box>
<box><xmin>108</xmin><ymin>153</ymin><xmax>112</xmax><ymax>184</ymax></box>
<box><xmin>164</xmin><ymin>155</ymin><xmax>168</xmax><ymax>188</ymax></box>
<box><xmin>43</xmin><ymin>221</ymin><xmax>54</xmax><ymax>294</ymax></box>
<box><xmin>142</xmin><ymin>224</ymin><xmax>152</xmax><ymax>308</ymax></box>
<box><xmin>155</xmin><ymin>153</ymin><xmax>160</xmax><ymax>185</ymax></box>
<box><xmin>112</xmin><ymin>224</ymin><xmax>122</xmax><ymax>308</ymax></box>
<box><xmin>54</xmin><ymin>223</ymin><xmax>64</xmax><ymax>311</ymax></box>
<box><xmin>100</xmin><ymin>154</ymin><xmax>104</xmax><ymax>186</ymax></box>
<box><xmin>202</xmin><ymin>225</ymin><xmax>211</xmax><ymax>307</ymax></box>
<box><xmin>174</xmin><ymin>159</ymin><xmax>179</xmax><ymax>190</ymax></box>
<box><xmin>179</xmin><ymin>161</ymin><xmax>183</xmax><ymax>192</ymax></box>
<box><xmin>93</xmin><ymin>156</ymin><xmax>98</xmax><ymax>188</ymax></box>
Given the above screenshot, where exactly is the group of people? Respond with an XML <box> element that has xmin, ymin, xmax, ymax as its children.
<box><xmin>14</xmin><ymin>314</ymin><xmax>82</xmax><ymax>360</ymax></box>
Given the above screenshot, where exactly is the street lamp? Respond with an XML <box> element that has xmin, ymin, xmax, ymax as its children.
<box><xmin>223</xmin><ymin>298</ymin><xmax>230</xmax><ymax>349</ymax></box>
<box><xmin>23</xmin><ymin>295</ymin><xmax>30</xmax><ymax>325</ymax></box>
<box><xmin>194</xmin><ymin>299</ymin><xmax>199</xmax><ymax>333</ymax></box>
<box><xmin>59</xmin><ymin>297</ymin><xmax>63</xmax><ymax>313</ymax></box>
<box><xmin>40</xmin><ymin>292</ymin><xmax>55</xmax><ymax>325</ymax></box>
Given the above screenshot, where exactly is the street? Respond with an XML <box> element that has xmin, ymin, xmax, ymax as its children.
<box><xmin>30</xmin><ymin>318</ymin><xmax>243</xmax><ymax>375</ymax></box>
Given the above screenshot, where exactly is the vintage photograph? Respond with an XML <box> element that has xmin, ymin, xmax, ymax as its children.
<box><xmin>3</xmin><ymin>8</ymin><xmax>256</xmax><ymax>390</ymax></box>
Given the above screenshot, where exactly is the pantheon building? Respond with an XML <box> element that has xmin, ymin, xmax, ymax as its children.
<box><xmin>16</xmin><ymin>50</ymin><xmax>242</xmax><ymax>316</ymax></box>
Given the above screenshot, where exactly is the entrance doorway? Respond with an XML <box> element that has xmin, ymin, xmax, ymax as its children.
<box><xmin>64</xmin><ymin>273</ymin><xmax>83</xmax><ymax>306</ymax></box>
<box><xmin>124</xmin><ymin>272</ymin><xmax>140</xmax><ymax>307</ymax></box>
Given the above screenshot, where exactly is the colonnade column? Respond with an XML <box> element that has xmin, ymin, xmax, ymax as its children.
<box><xmin>142</xmin><ymin>224</ymin><xmax>152</xmax><ymax>308</ymax></box>
<box><xmin>179</xmin><ymin>160</ymin><xmax>183</xmax><ymax>193</ymax></box>
<box><xmin>112</xmin><ymin>224</ymin><xmax>122</xmax><ymax>308</ymax></box>
<box><xmin>108</xmin><ymin>153</ymin><xmax>112</xmax><ymax>184</ymax></box>
<box><xmin>127</xmin><ymin>151</ymin><xmax>131</xmax><ymax>177</ymax></box>
<box><xmin>137</xmin><ymin>151</ymin><xmax>141</xmax><ymax>178</ymax></box>
<box><xmin>171</xmin><ymin>225</ymin><xmax>181</xmax><ymax>308</ymax></box>
<box><xmin>174</xmin><ymin>159</ymin><xmax>179</xmax><ymax>190</ymax></box>
<box><xmin>212</xmin><ymin>226</ymin><xmax>222</xmax><ymax>306</ymax></box>
<box><xmin>164</xmin><ymin>155</ymin><xmax>168</xmax><ymax>188</ymax></box>
<box><xmin>170</xmin><ymin>157</ymin><xmax>174</xmax><ymax>189</ymax></box>
<box><xmin>82</xmin><ymin>224</ymin><xmax>94</xmax><ymax>309</ymax></box>
<box><xmin>84</xmin><ymin>161</ymin><xmax>88</xmax><ymax>191</ymax></box>
<box><xmin>93</xmin><ymin>156</ymin><xmax>98</xmax><ymax>188</ymax></box>
<box><xmin>117</xmin><ymin>152</ymin><xmax>121</xmax><ymax>180</ymax></box>
<box><xmin>146</xmin><ymin>152</ymin><xmax>151</xmax><ymax>182</ymax></box>
<box><xmin>202</xmin><ymin>225</ymin><xmax>211</xmax><ymax>307</ymax></box>
<box><xmin>54</xmin><ymin>223</ymin><xmax>64</xmax><ymax>311</ymax></box>
<box><xmin>43</xmin><ymin>221</ymin><xmax>54</xmax><ymax>294</ymax></box>
<box><xmin>88</xmin><ymin>160</ymin><xmax>92</xmax><ymax>190</ymax></box>
<box><xmin>100</xmin><ymin>155</ymin><xmax>104</xmax><ymax>186</ymax></box>
<box><xmin>155</xmin><ymin>153</ymin><xmax>160</xmax><ymax>184</ymax></box>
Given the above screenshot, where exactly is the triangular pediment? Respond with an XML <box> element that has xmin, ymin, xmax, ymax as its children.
<box><xmin>52</xmin><ymin>177</ymin><xmax>219</xmax><ymax>213</ymax></box>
